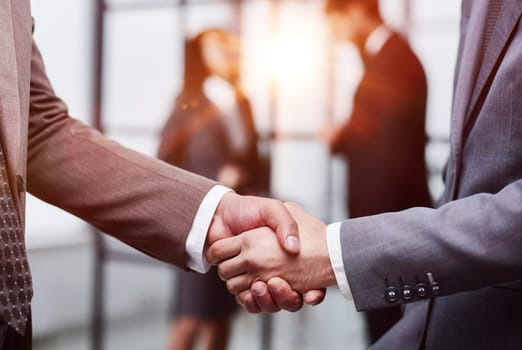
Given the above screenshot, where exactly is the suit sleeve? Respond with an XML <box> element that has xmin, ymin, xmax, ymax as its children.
<box><xmin>341</xmin><ymin>179</ymin><xmax>522</xmax><ymax>311</ymax></box>
<box><xmin>26</xmin><ymin>40</ymin><xmax>217</xmax><ymax>268</ymax></box>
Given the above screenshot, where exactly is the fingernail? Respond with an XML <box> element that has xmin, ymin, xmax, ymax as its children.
<box><xmin>286</xmin><ymin>236</ymin><xmax>300</xmax><ymax>251</ymax></box>
<box><xmin>252</xmin><ymin>283</ymin><xmax>267</xmax><ymax>296</ymax></box>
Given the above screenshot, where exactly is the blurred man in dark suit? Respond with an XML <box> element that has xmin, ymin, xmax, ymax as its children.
<box><xmin>324</xmin><ymin>0</ymin><xmax>432</xmax><ymax>344</ymax></box>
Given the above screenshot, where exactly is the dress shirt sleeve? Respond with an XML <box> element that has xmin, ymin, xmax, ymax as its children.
<box><xmin>326</xmin><ymin>222</ymin><xmax>353</xmax><ymax>299</ymax></box>
<box><xmin>185</xmin><ymin>185</ymin><xmax>233</xmax><ymax>273</ymax></box>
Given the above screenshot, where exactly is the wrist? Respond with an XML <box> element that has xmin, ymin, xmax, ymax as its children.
<box><xmin>316</xmin><ymin>232</ymin><xmax>337</xmax><ymax>289</ymax></box>
<box><xmin>302</xmin><ymin>225</ymin><xmax>336</xmax><ymax>290</ymax></box>
<box><xmin>206</xmin><ymin>191</ymin><xmax>237</xmax><ymax>246</ymax></box>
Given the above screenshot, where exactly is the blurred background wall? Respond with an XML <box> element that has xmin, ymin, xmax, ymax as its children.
<box><xmin>27</xmin><ymin>1</ymin><xmax>460</xmax><ymax>349</ymax></box>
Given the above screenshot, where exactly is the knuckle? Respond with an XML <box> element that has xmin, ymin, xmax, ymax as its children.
<box><xmin>283</xmin><ymin>296</ymin><xmax>303</xmax><ymax>312</ymax></box>
<box><xmin>261</xmin><ymin>302</ymin><xmax>281</xmax><ymax>314</ymax></box>
<box><xmin>243</xmin><ymin>255</ymin><xmax>254</xmax><ymax>267</ymax></box>
<box><xmin>246</xmin><ymin>303</ymin><xmax>261</xmax><ymax>314</ymax></box>
<box><xmin>226</xmin><ymin>280</ymin><xmax>240</xmax><ymax>294</ymax></box>
<box><xmin>235</xmin><ymin>294</ymin><xmax>244</xmax><ymax>306</ymax></box>
<box><xmin>212</xmin><ymin>244</ymin><xmax>226</xmax><ymax>260</ymax></box>
<box><xmin>242</xmin><ymin>292</ymin><xmax>261</xmax><ymax>313</ymax></box>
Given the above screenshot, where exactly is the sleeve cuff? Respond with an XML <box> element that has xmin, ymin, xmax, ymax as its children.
<box><xmin>185</xmin><ymin>185</ymin><xmax>233</xmax><ymax>273</ymax></box>
<box><xmin>326</xmin><ymin>222</ymin><xmax>353</xmax><ymax>300</ymax></box>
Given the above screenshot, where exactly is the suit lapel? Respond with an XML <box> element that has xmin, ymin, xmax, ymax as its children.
<box><xmin>0</xmin><ymin>0</ymin><xmax>24</xmax><ymax>216</ymax></box>
<box><xmin>452</xmin><ymin>0</ymin><xmax>473</xmax><ymax>98</ymax></box>
<box><xmin>449</xmin><ymin>0</ymin><xmax>489</xmax><ymax>188</ymax></box>
<box><xmin>462</xmin><ymin>0</ymin><xmax>522</xmax><ymax>140</ymax></box>
<box><xmin>0</xmin><ymin>0</ymin><xmax>22</xmax><ymax>171</ymax></box>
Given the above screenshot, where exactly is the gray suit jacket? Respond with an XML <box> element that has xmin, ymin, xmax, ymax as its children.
<box><xmin>340</xmin><ymin>1</ymin><xmax>522</xmax><ymax>348</ymax></box>
<box><xmin>0</xmin><ymin>1</ymin><xmax>215</xmax><ymax>268</ymax></box>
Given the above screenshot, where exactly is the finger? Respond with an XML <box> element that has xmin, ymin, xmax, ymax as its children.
<box><xmin>206</xmin><ymin>235</ymin><xmax>242</xmax><ymax>265</ymax></box>
<box><xmin>238</xmin><ymin>290</ymin><xmax>262</xmax><ymax>314</ymax></box>
<box><xmin>225</xmin><ymin>274</ymin><xmax>252</xmax><ymax>294</ymax></box>
<box><xmin>304</xmin><ymin>288</ymin><xmax>327</xmax><ymax>306</ymax></box>
<box><xmin>260</xmin><ymin>199</ymin><xmax>300</xmax><ymax>255</ymax></box>
<box><xmin>267</xmin><ymin>277</ymin><xmax>303</xmax><ymax>312</ymax></box>
<box><xmin>251</xmin><ymin>281</ymin><xmax>281</xmax><ymax>313</ymax></box>
<box><xmin>217</xmin><ymin>254</ymin><xmax>248</xmax><ymax>281</ymax></box>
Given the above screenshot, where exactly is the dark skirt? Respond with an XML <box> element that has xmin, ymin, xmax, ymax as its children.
<box><xmin>172</xmin><ymin>266</ymin><xmax>237</xmax><ymax>319</ymax></box>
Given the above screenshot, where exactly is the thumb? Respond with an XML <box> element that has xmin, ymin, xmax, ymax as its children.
<box><xmin>259</xmin><ymin>199</ymin><xmax>300</xmax><ymax>254</ymax></box>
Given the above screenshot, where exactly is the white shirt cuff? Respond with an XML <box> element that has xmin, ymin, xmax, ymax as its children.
<box><xmin>185</xmin><ymin>185</ymin><xmax>233</xmax><ymax>273</ymax></box>
<box><xmin>326</xmin><ymin>222</ymin><xmax>353</xmax><ymax>300</ymax></box>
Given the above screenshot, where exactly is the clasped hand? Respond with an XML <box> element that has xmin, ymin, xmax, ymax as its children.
<box><xmin>207</xmin><ymin>200</ymin><xmax>336</xmax><ymax>313</ymax></box>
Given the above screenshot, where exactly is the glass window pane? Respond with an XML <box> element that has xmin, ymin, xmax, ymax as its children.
<box><xmin>104</xmin><ymin>10</ymin><xmax>181</xmax><ymax>136</ymax></box>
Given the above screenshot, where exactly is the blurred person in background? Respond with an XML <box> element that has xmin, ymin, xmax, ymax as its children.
<box><xmin>323</xmin><ymin>0</ymin><xmax>432</xmax><ymax>344</ymax></box>
<box><xmin>157</xmin><ymin>29</ymin><xmax>261</xmax><ymax>350</ymax></box>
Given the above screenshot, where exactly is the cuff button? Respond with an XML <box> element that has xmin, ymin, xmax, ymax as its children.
<box><xmin>401</xmin><ymin>285</ymin><xmax>414</xmax><ymax>301</ymax></box>
<box><xmin>415</xmin><ymin>283</ymin><xmax>428</xmax><ymax>298</ymax></box>
<box><xmin>385</xmin><ymin>286</ymin><xmax>399</xmax><ymax>303</ymax></box>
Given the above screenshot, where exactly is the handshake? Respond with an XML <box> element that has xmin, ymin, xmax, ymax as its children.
<box><xmin>204</xmin><ymin>192</ymin><xmax>338</xmax><ymax>313</ymax></box>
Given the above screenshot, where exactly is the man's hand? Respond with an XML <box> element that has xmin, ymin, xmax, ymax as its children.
<box><xmin>207</xmin><ymin>202</ymin><xmax>335</xmax><ymax>306</ymax></box>
<box><xmin>207</xmin><ymin>192</ymin><xmax>300</xmax><ymax>253</ymax></box>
